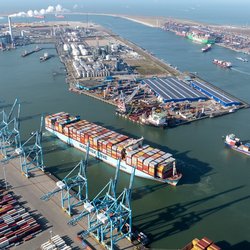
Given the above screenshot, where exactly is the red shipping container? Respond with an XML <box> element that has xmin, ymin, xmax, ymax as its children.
<box><xmin>143</xmin><ymin>165</ymin><xmax>149</xmax><ymax>173</ymax></box>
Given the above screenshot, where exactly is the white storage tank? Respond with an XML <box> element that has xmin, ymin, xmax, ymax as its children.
<box><xmin>63</xmin><ymin>44</ymin><xmax>70</xmax><ymax>51</ymax></box>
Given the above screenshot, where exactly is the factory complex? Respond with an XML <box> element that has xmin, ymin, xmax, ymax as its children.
<box><xmin>0</xmin><ymin>18</ymin><xmax>248</xmax><ymax>127</ymax></box>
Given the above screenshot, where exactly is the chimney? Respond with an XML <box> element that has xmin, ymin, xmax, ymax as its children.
<box><xmin>8</xmin><ymin>16</ymin><xmax>13</xmax><ymax>43</ymax></box>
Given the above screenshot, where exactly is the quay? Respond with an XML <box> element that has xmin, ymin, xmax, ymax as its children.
<box><xmin>52</xmin><ymin>21</ymin><xmax>249</xmax><ymax>128</ymax></box>
<box><xmin>0</xmin><ymin>156</ymin><xmax>136</xmax><ymax>250</ymax></box>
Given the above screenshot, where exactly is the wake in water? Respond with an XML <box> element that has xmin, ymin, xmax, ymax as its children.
<box><xmin>231</xmin><ymin>67</ymin><xmax>250</xmax><ymax>76</ymax></box>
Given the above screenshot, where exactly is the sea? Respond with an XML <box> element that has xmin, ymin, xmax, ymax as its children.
<box><xmin>1</xmin><ymin>1</ymin><xmax>250</xmax><ymax>249</ymax></box>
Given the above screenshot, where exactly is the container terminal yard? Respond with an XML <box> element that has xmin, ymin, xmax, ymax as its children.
<box><xmin>0</xmin><ymin>99</ymin><xmax>223</xmax><ymax>250</ymax></box>
<box><xmin>0</xmin><ymin>101</ymin><xmax>147</xmax><ymax>249</ymax></box>
<box><xmin>0</xmin><ymin>99</ymin><xmax>221</xmax><ymax>250</ymax></box>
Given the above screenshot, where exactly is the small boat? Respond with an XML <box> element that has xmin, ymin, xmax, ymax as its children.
<box><xmin>225</xmin><ymin>134</ymin><xmax>250</xmax><ymax>156</ymax></box>
<box><xmin>201</xmin><ymin>44</ymin><xmax>212</xmax><ymax>52</ymax></box>
<box><xmin>236</xmin><ymin>56</ymin><xmax>248</xmax><ymax>62</ymax></box>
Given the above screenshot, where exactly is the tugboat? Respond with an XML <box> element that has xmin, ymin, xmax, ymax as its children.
<box><xmin>122</xmin><ymin>223</ymin><xmax>150</xmax><ymax>246</ymax></box>
<box><xmin>236</xmin><ymin>56</ymin><xmax>248</xmax><ymax>62</ymax></box>
<box><xmin>40</xmin><ymin>52</ymin><xmax>51</xmax><ymax>62</ymax></box>
<box><xmin>213</xmin><ymin>59</ymin><xmax>232</xmax><ymax>68</ymax></box>
<box><xmin>224</xmin><ymin>134</ymin><xmax>250</xmax><ymax>156</ymax></box>
<box><xmin>141</xmin><ymin>110</ymin><xmax>168</xmax><ymax>128</ymax></box>
<box><xmin>201</xmin><ymin>44</ymin><xmax>212</xmax><ymax>52</ymax></box>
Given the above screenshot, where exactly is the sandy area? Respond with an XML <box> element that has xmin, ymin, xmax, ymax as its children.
<box><xmin>120</xmin><ymin>15</ymin><xmax>250</xmax><ymax>36</ymax></box>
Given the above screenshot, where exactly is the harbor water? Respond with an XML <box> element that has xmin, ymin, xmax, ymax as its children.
<box><xmin>1</xmin><ymin>15</ymin><xmax>250</xmax><ymax>249</ymax></box>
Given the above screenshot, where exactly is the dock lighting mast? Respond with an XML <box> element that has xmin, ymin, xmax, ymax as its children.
<box><xmin>41</xmin><ymin>143</ymin><xmax>90</xmax><ymax>216</ymax></box>
<box><xmin>17</xmin><ymin>116</ymin><xmax>45</xmax><ymax>177</ymax></box>
<box><xmin>0</xmin><ymin>99</ymin><xmax>21</xmax><ymax>161</ymax></box>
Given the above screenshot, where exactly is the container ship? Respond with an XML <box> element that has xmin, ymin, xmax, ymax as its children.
<box><xmin>225</xmin><ymin>134</ymin><xmax>250</xmax><ymax>156</ymax></box>
<box><xmin>45</xmin><ymin>112</ymin><xmax>182</xmax><ymax>186</ymax></box>
<box><xmin>182</xmin><ymin>237</ymin><xmax>221</xmax><ymax>250</ymax></box>
<box><xmin>213</xmin><ymin>59</ymin><xmax>232</xmax><ymax>68</ymax></box>
<box><xmin>187</xmin><ymin>32</ymin><xmax>215</xmax><ymax>44</ymax></box>
<box><xmin>201</xmin><ymin>44</ymin><xmax>212</xmax><ymax>52</ymax></box>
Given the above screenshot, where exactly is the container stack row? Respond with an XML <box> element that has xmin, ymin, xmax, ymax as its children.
<box><xmin>126</xmin><ymin>146</ymin><xmax>175</xmax><ymax>178</ymax></box>
<box><xmin>188</xmin><ymin>237</ymin><xmax>221</xmax><ymax>250</ymax></box>
<box><xmin>0</xmin><ymin>180</ymin><xmax>41</xmax><ymax>249</ymax></box>
<box><xmin>45</xmin><ymin>113</ymin><xmax>176</xmax><ymax>179</ymax></box>
<box><xmin>40</xmin><ymin>234</ymin><xmax>72</xmax><ymax>250</ymax></box>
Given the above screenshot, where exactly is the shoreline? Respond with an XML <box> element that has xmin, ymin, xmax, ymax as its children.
<box><xmin>2</xmin><ymin>11</ymin><xmax>250</xmax><ymax>28</ymax></box>
<box><xmin>2</xmin><ymin>12</ymin><xmax>250</xmax><ymax>54</ymax></box>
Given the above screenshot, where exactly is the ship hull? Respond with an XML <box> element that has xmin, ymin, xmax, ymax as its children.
<box><xmin>187</xmin><ymin>34</ymin><xmax>215</xmax><ymax>44</ymax></box>
<box><xmin>46</xmin><ymin>127</ymin><xmax>182</xmax><ymax>186</ymax></box>
<box><xmin>225</xmin><ymin>142</ymin><xmax>250</xmax><ymax>156</ymax></box>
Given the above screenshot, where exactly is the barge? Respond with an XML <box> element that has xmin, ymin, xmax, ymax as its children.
<box><xmin>21</xmin><ymin>46</ymin><xmax>42</xmax><ymax>57</ymax></box>
<box><xmin>45</xmin><ymin>112</ymin><xmax>182</xmax><ymax>186</ymax></box>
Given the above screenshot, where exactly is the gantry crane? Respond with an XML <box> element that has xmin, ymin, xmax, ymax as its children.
<box><xmin>17</xmin><ymin>116</ymin><xmax>44</xmax><ymax>177</ymax></box>
<box><xmin>72</xmin><ymin>158</ymin><xmax>135</xmax><ymax>250</ymax></box>
<box><xmin>40</xmin><ymin>143</ymin><xmax>90</xmax><ymax>216</ymax></box>
<box><xmin>0</xmin><ymin>99</ymin><xmax>21</xmax><ymax>161</ymax></box>
<box><xmin>95</xmin><ymin>166</ymin><xmax>135</xmax><ymax>249</ymax></box>
<box><xmin>67</xmin><ymin>158</ymin><xmax>121</xmax><ymax>227</ymax></box>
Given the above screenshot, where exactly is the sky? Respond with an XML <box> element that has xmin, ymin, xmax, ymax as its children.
<box><xmin>1</xmin><ymin>0</ymin><xmax>250</xmax><ymax>25</ymax></box>
<box><xmin>1</xmin><ymin>0</ymin><xmax>250</xmax><ymax>13</ymax></box>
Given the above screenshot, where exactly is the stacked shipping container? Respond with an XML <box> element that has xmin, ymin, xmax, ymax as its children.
<box><xmin>0</xmin><ymin>181</ymin><xmax>41</xmax><ymax>249</ymax></box>
<box><xmin>182</xmin><ymin>237</ymin><xmax>221</xmax><ymax>250</ymax></box>
<box><xmin>41</xmin><ymin>234</ymin><xmax>72</xmax><ymax>250</ymax></box>
<box><xmin>45</xmin><ymin>113</ymin><xmax>177</xmax><ymax>180</ymax></box>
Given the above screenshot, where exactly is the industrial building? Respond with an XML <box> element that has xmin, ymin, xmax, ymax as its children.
<box><xmin>0</xmin><ymin>34</ymin><xmax>12</xmax><ymax>49</ymax></box>
<box><xmin>143</xmin><ymin>77</ymin><xmax>207</xmax><ymax>103</ymax></box>
<box><xmin>190</xmin><ymin>80</ymin><xmax>241</xmax><ymax>106</ymax></box>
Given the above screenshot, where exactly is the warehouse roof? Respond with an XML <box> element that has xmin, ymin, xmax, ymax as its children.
<box><xmin>190</xmin><ymin>80</ymin><xmax>241</xmax><ymax>106</ymax></box>
<box><xmin>143</xmin><ymin>77</ymin><xmax>207</xmax><ymax>102</ymax></box>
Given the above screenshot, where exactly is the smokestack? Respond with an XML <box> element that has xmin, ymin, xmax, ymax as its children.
<box><xmin>8</xmin><ymin>16</ymin><xmax>13</xmax><ymax>43</ymax></box>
